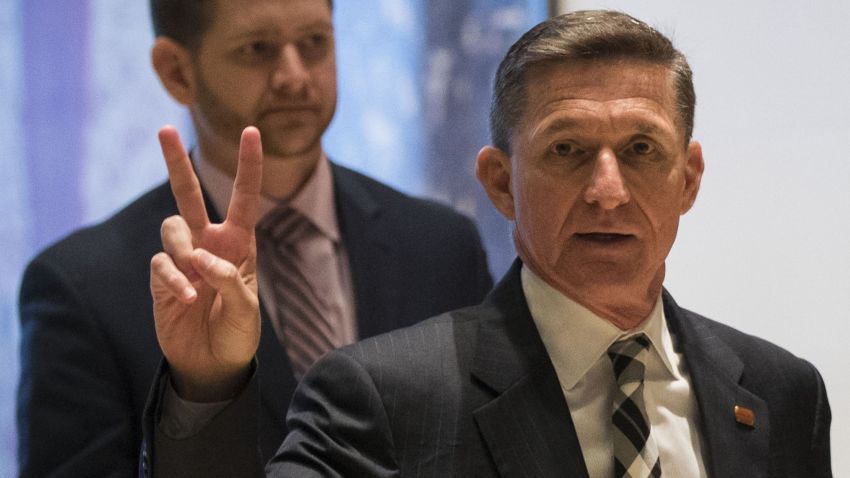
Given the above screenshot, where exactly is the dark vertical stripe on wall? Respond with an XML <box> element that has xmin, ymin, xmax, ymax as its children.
<box><xmin>424</xmin><ymin>0</ymin><xmax>543</xmax><ymax>278</ymax></box>
<box><xmin>22</xmin><ymin>0</ymin><xmax>88</xmax><ymax>251</ymax></box>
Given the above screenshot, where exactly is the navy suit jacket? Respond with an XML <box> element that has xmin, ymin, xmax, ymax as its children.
<box><xmin>146</xmin><ymin>260</ymin><xmax>832</xmax><ymax>477</ymax></box>
<box><xmin>18</xmin><ymin>162</ymin><xmax>492</xmax><ymax>477</ymax></box>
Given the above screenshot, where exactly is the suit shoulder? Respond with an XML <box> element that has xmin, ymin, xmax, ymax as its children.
<box><xmin>676</xmin><ymin>306</ymin><xmax>823</xmax><ymax>389</ymax></box>
<box><xmin>338</xmin><ymin>305</ymin><xmax>483</xmax><ymax>366</ymax></box>
<box><xmin>23</xmin><ymin>183</ymin><xmax>174</xmax><ymax>289</ymax></box>
<box><xmin>332</xmin><ymin>163</ymin><xmax>476</xmax><ymax>228</ymax></box>
<box><xmin>29</xmin><ymin>184</ymin><xmax>173</xmax><ymax>265</ymax></box>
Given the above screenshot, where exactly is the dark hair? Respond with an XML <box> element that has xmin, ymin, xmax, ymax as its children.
<box><xmin>149</xmin><ymin>0</ymin><xmax>335</xmax><ymax>50</ymax></box>
<box><xmin>149</xmin><ymin>0</ymin><xmax>215</xmax><ymax>50</ymax></box>
<box><xmin>490</xmin><ymin>10</ymin><xmax>695</xmax><ymax>153</ymax></box>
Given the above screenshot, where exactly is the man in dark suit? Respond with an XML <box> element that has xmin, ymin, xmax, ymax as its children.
<box><xmin>144</xmin><ymin>9</ymin><xmax>832</xmax><ymax>477</ymax></box>
<box><xmin>16</xmin><ymin>0</ymin><xmax>491</xmax><ymax>476</ymax></box>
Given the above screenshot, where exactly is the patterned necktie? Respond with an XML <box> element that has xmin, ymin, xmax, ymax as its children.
<box><xmin>256</xmin><ymin>206</ymin><xmax>342</xmax><ymax>378</ymax></box>
<box><xmin>608</xmin><ymin>334</ymin><xmax>662</xmax><ymax>478</ymax></box>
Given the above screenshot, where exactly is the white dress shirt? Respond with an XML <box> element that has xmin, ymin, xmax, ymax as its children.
<box><xmin>521</xmin><ymin>265</ymin><xmax>708</xmax><ymax>478</ymax></box>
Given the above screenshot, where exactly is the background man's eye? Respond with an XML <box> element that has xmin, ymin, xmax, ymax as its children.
<box><xmin>632</xmin><ymin>142</ymin><xmax>654</xmax><ymax>154</ymax></box>
<box><xmin>299</xmin><ymin>33</ymin><xmax>331</xmax><ymax>62</ymax></box>
<box><xmin>553</xmin><ymin>143</ymin><xmax>573</xmax><ymax>155</ymax></box>
<box><xmin>307</xmin><ymin>34</ymin><xmax>327</xmax><ymax>48</ymax></box>
<box><xmin>239</xmin><ymin>41</ymin><xmax>276</xmax><ymax>59</ymax></box>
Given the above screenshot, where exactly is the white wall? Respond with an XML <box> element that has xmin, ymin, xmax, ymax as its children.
<box><xmin>555</xmin><ymin>0</ymin><xmax>850</xmax><ymax>473</ymax></box>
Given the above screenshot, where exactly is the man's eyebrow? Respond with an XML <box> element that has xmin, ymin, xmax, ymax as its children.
<box><xmin>533</xmin><ymin>117</ymin><xmax>674</xmax><ymax>140</ymax></box>
<box><xmin>634</xmin><ymin>122</ymin><xmax>665</xmax><ymax>135</ymax></box>
<box><xmin>227</xmin><ymin>21</ymin><xmax>333</xmax><ymax>41</ymax></box>
<box><xmin>294</xmin><ymin>21</ymin><xmax>334</xmax><ymax>34</ymax></box>
<box><xmin>538</xmin><ymin>117</ymin><xmax>581</xmax><ymax>137</ymax></box>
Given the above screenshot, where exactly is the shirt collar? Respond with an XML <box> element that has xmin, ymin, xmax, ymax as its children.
<box><xmin>521</xmin><ymin>265</ymin><xmax>677</xmax><ymax>390</ymax></box>
<box><xmin>193</xmin><ymin>150</ymin><xmax>340</xmax><ymax>243</ymax></box>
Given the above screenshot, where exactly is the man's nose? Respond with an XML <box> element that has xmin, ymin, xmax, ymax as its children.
<box><xmin>583</xmin><ymin>149</ymin><xmax>630</xmax><ymax>209</ymax></box>
<box><xmin>271</xmin><ymin>44</ymin><xmax>310</xmax><ymax>93</ymax></box>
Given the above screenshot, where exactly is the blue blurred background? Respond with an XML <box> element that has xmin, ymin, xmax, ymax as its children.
<box><xmin>0</xmin><ymin>0</ymin><xmax>545</xmax><ymax>474</ymax></box>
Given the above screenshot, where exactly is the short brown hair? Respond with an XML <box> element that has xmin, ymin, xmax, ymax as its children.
<box><xmin>490</xmin><ymin>10</ymin><xmax>695</xmax><ymax>153</ymax></box>
<box><xmin>149</xmin><ymin>0</ymin><xmax>335</xmax><ymax>50</ymax></box>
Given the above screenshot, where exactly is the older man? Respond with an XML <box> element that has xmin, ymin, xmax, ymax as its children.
<box><xmin>144</xmin><ymin>10</ymin><xmax>831</xmax><ymax>478</ymax></box>
<box><xmin>17</xmin><ymin>0</ymin><xmax>491</xmax><ymax>475</ymax></box>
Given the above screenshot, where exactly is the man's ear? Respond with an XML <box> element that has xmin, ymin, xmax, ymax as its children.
<box><xmin>680</xmin><ymin>140</ymin><xmax>704</xmax><ymax>214</ymax></box>
<box><xmin>475</xmin><ymin>146</ymin><xmax>516</xmax><ymax>220</ymax></box>
<box><xmin>151</xmin><ymin>37</ymin><xmax>196</xmax><ymax>106</ymax></box>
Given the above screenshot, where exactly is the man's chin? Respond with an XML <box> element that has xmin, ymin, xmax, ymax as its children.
<box><xmin>254</xmin><ymin>120</ymin><xmax>325</xmax><ymax>158</ymax></box>
<box><xmin>263</xmin><ymin>145</ymin><xmax>319</xmax><ymax>159</ymax></box>
<box><xmin>559</xmin><ymin>261</ymin><xmax>646</xmax><ymax>289</ymax></box>
<box><xmin>258</xmin><ymin>135</ymin><xmax>323</xmax><ymax>159</ymax></box>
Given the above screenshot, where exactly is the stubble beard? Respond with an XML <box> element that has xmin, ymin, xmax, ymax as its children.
<box><xmin>193</xmin><ymin>73</ymin><xmax>326</xmax><ymax>160</ymax></box>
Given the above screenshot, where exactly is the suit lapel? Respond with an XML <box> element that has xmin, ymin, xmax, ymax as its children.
<box><xmin>471</xmin><ymin>263</ymin><xmax>590</xmax><ymax>478</ymax></box>
<box><xmin>330</xmin><ymin>164</ymin><xmax>398</xmax><ymax>339</ymax></box>
<box><xmin>255</xmin><ymin>303</ymin><xmax>298</xmax><ymax>428</ymax></box>
<box><xmin>664</xmin><ymin>292</ymin><xmax>769</xmax><ymax>478</ymax></box>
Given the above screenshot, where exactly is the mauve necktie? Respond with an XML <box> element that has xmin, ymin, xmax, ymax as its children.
<box><xmin>256</xmin><ymin>206</ymin><xmax>343</xmax><ymax>378</ymax></box>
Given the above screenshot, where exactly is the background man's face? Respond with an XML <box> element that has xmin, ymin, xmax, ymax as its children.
<box><xmin>190</xmin><ymin>0</ymin><xmax>337</xmax><ymax>158</ymax></box>
<box><xmin>508</xmin><ymin>59</ymin><xmax>702</xmax><ymax>308</ymax></box>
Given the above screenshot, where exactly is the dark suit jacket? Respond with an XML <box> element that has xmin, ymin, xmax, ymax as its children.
<box><xmin>17</xmin><ymin>163</ymin><xmax>492</xmax><ymax>477</ymax></box>
<box><xmin>148</xmin><ymin>260</ymin><xmax>831</xmax><ymax>477</ymax></box>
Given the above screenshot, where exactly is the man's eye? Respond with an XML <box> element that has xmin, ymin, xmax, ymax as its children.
<box><xmin>299</xmin><ymin>33</ymin><xmax>331</xmax><ymax>61</ymax></box>
<box><xmin>631</xmin><ymin>142</ymin><xmax>654</xmax><ymax>155</ymax></box>
<box><xmin>238</xmin><ymin>41</ymin><xmax>277</xmax><ymax>59</ymax></box>
<box><xmin>551</xmin><ymin>142</ymin><xmax>574</xmax><ymax>156</ymax></box>
<box><xmin>304</xmin><ymin>33</ymin><xmax>328</xmax><ymax>48</ymax></box>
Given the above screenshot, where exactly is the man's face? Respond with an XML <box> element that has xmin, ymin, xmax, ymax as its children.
<box><xmin>190</xmin><ymin>0</ymin><xmax>337</xmax><ymax>158</ymax></box>
<box><xmin>498</xmin><ymin>60</ymin><xmax>702</xmax><ymax>317</ymax></box>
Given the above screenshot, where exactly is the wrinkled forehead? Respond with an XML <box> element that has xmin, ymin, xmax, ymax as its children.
<box><xmin>522</xmin><ymin>59</ymin><xmax>678</xmax><ymax>116</ymax></box>
<box><xmin>514</xmin><ymin>59</ymin><xmax>682</xmax><ymax>142</ymax></box>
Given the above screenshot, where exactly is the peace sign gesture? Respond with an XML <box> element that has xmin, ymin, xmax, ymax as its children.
<box><xmin>150</xmin><ymin>125</ymin><xmax>263</xmax><ymax>402</ymax></box>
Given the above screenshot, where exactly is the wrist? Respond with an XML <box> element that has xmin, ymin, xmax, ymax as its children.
<box><xmin>170</xmin><ymin>363</ymin><xmax>253</xmax><ymax>403</ymax></box>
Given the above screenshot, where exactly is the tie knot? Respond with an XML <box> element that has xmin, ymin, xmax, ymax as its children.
<box><xmin>257</xmin><ymin>206</ymin><xmax>313</xmax><ymax>244</ymax></box>
<box><xmin>607</xmin><ymin>334</ymin><xmax>650</xmax><ymax>384</ymax></box>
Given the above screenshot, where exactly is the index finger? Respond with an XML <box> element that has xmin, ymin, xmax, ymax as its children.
<box><xmin>225</xmin><ymin>126</ymin><xmax>263</xmax><ymax>232</ymax></box>
<box><xmin>159</xmin><ymin>125</ymin><xmax>210</xmax><ymax>231</ymax></box>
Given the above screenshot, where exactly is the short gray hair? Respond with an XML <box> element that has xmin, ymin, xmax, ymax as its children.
<box><xmin>490</xmin><ymin>10</ymin><xmax>695</xmax><ymax>153</ymax></box>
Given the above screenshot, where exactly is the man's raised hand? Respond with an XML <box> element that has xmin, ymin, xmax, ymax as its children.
<box><xmin>150</xmin><ymin>125</ymin><xmax>263</xmax><ymax>402</ymax></box>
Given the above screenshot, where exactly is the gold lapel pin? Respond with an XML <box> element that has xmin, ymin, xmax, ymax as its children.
<box><xmin>734</xmin><ymin>405</ymin><xmax>755</xmax><ymax>428</ymax></box>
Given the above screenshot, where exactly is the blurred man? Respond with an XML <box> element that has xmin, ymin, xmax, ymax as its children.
<box><xmin>143</xmin><ymin>9</ymin><xmax>832</xmax><ymax>478</ymax></box>
<box><xmin>17</xmin><ymin>0</ymin><xmax>491</xmax><ymax>475</ymax></box>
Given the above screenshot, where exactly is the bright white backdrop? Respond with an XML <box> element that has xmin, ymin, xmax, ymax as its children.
<box><xmin>556</xmin><ymin>0</ymin><xmax>850</xmax><ymax>474</ymax></box>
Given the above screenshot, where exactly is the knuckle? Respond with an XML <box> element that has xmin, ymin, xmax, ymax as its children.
<box><xmin>221</xmin><ymin>262</ymin><xmax>239</xmax><ymax>282</ymax></box>
<box><xmin>150</xmin><ymin>253</ymin><xmax>167</xmax><ymax>271</ymax></box>
<box><xmin>165</xmin><ymin>271</ymin><xmax>183</xmax><ymax>288</ymax></box>
<box><xmin>160</xmin><ymin>216</ymin><xmax>180</xmax><ymax>237</ymax></box>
